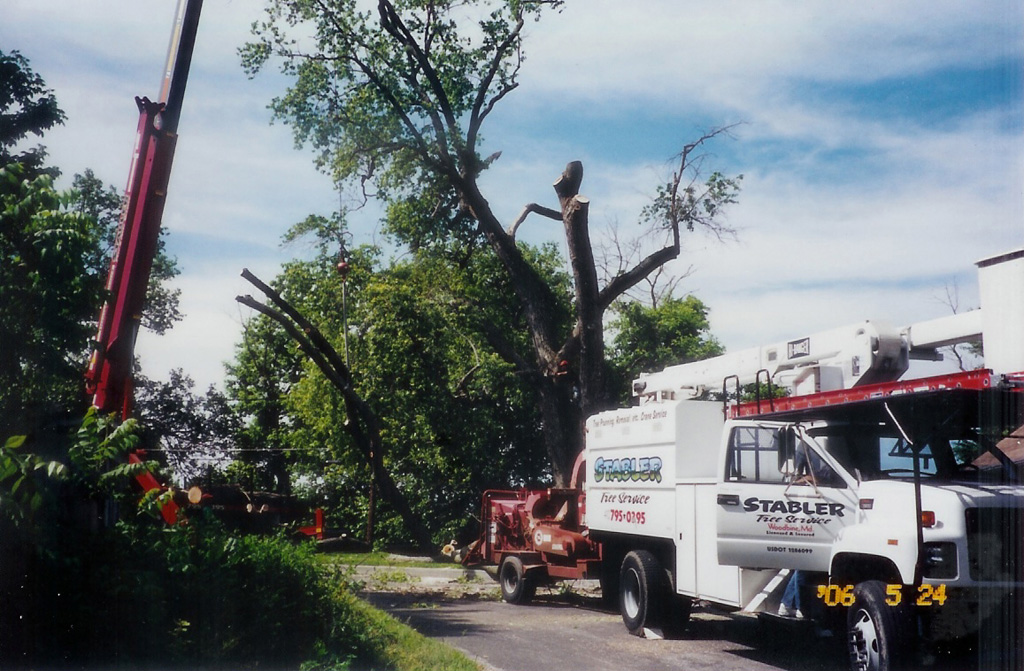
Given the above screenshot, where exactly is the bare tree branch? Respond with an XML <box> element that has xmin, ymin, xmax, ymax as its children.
<box><xmin>508</xmin><ymin>202</ymin><xmax>561</xmax><ymax>239</ymax></box>
<box><xmin>597</xmin><ymin>126</ymin><xmax>738</xmax><ymax>311</ymax></box>
<box><xmin>468</xmin><ymin>14</ymin><xmax>525</xmax><ymax>150</ymax></box>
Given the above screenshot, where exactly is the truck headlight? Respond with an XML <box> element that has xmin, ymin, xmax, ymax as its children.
<box><xmin>922</xmin><ymin>542</ymin><xmax>958</xmax><ymax>579</ymax></box>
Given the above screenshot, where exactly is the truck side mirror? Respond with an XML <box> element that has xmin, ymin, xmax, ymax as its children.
<box><xmin>778</xmin><ymin>427</ymin><xmax>797</xmax><ymax>472</ymax></box>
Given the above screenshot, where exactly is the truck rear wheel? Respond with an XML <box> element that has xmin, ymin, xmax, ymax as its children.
<box><xmin>620</xmin><ymin>550</ymin><xmax>663</xmax><ymax>635</ymax></box>
<box><xmin>499</xmin><ymin>556</ymin><xmax>535</xmax><ymax>605</ymax></box>
<box><xmin>847</xmin><ymin>580</ymin><xmax>911</xmax><ymax>671</ymax></box>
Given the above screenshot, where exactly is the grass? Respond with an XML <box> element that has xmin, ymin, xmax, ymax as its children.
<box><xmin>370</xmin><ymin>568</ymin><xmax>421</xmax><ymax>590</ymax></box>
<box><xmin>321</xmin><ymin>551</ymin><xmax>456</xmax><ymax>570</ymax></box>
<box><xmin>322</xmin><ymin>588</ymin><xmax>481</xmax><ymax>671</ymax></box>
<box><xmin>309</xmin><ymin>551</ymin><xmax>482</xmax><ymax>671</ymax></box>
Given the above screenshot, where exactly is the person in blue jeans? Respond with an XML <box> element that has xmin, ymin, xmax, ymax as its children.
<box><xmin>779</xmin><ymin>570</ymin><xmax>803</xmax><ymax>618</ymax></box>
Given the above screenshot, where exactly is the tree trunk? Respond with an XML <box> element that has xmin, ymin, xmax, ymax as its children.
<box><xmin>557</xmin><ymin>162</ymin><xmax>606</xmax><ymax>419</ymax></box>
<box><xmin>459</xmin><ymin>162</ymin><xmax>617</xmax><ymax>486</ymax></box>
<box><xmin>537</xmin><ymin>376</ymin><xmax>582</xmax><ymax>487</ymax></box>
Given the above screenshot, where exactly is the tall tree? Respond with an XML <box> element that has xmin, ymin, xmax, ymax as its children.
<box><xmin>134</xmin><ymin>370</ymin><xmax>239</xmax><ymax>486</ymax></box>
<box><xmin>0</xmin><ymin>163</ymin><xmax>101</xmax><ymax>437</ymax></box>
<box><xmin>225</xmin><ymin>314</ymin><xmax>303</xmax><ymax>494</ymax></box>
<box><xmin>0</xmin><ymin>50</ymin><xmax>64</xmax><ymax>176</ymax></box>
<box><xmin>227</xmin><ymin>213</ymin><xmax>556</xmax><ymax>547</ymax></box>
<box><xmin>243</xmin><ymin>1</ymin><xmax>740</xmax><ymax>484</ymax></box>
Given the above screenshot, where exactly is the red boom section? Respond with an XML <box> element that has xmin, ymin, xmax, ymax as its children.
<box><xmin>730</xmin><ymin>368</ymin><xmax>1000</xmax><ymax>419</ymax></box>
<box><xmin>85</xmin><ymin>98</ymin><xmax>181</xmax><ymax>526</ymax></box>
<box><xmin>85</xmin><ymin>98</ymin><xmax>176</xmax><ymax>418</ymax></box>
<box><xmin>84</xmin><ymin>0</ymin><xmax>204</xmax><ymax>525</ymax></box>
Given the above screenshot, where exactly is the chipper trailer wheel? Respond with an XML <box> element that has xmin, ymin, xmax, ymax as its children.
<box><xmin>499</xmin><ymin>556</ymin><xmax>536</xmax><ymax>605</ymax></box>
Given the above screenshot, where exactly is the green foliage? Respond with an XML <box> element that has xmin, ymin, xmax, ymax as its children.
<box><xmin>135</xmin><ymin>369</ymin><xmax>240</xmax><ymax>486</ymax></box>
<box><xmin>641</xmin><ymin>170</ymin><xmax>743</xmax><ymax>236</ymax></box>
<box><xmin>0</xmin><ymin>49</ymin><xmax>65</xmax><ymax>175</ymax></box>
<box><xmin>65</xmin><ymin>407</ymin><xmax>177</xmax><ymax>518</ymax></box>
<box><xmin>316</xmin><ymin>590</ymin><xmax>481</xmax><ymax>671</ymax></box>
<box><xmin>242</xmin><ymin>0</ymin><xmax>561</xmax><ymax>190</ymax></box>
<box><xmin>739</xmin><ymin>380</ymin><xmax>788</xmax><ymax>403</ymax></box>
<box><xmin>0</xmin><ymin>162</ymin><xmax>104</xmax><ymax>436</ymax></box>
<box><xmin>226</xmin><ymin>213</ymin><xmax>559</xmax><ymax>547</ymax></box>
<box><xmin>0</xmin><ymin>433</ymin><xmax>65</xmax><ymax>523</ymax></box>
<box><xmin>69</xmin><ymin>408</ymin><xmax>140</xmax><ymax>479</ymax></box>
<box><xmin>608</xmin><ymin>295</ymin><xmax>723</xmax><ymax>402</ymax></box>
<box><xmin>341</xmin><ymin>252</ymin><xmax>552</xmax><ymax>540</ymax></box>
<box><xmin>1</xmin><ymin>407</ymin><xmax>176</xmax><ymax>537</ymax></box>
<box><xmin>9</xmin><ymin>513</ymin><xmax>369</xmax><ymax>669</ymax></box>
<box><xmin>3</xmin><ymin>443</ymin><xmax>479</xmax><ymax>670</ymax></box>
<box><xmin>0</xmin><ymin>163</ymin><xmax>183</xmax><ymax>440</ymax></box>
<box><xmin>225</xmin><ymin>311</ymin><xmax>304</xmax><ymax>494</ymax></box>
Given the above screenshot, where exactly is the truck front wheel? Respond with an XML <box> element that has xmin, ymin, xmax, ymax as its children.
<box><xmin>847</xmin><ymin>580</ymin><xmax>911</xmax><ymax>671</ymax></box>
<box><xmin>499</xmin><ymin>556</ymin><xmax>535</xmax><ymax>604</ymax></box>
<box><xmin>620</xmin><ymin>550</ymin><xmax>663</xmax><ymax>636</ymax></box>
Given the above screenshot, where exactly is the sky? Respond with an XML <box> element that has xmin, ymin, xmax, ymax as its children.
<box><xmin>3</xmin><ymin>0</ymin><xmax>1023</xmax><ymax>392</ymax></box>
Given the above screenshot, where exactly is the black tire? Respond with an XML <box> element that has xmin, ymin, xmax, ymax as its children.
<box><xmin>619</xmin><ymin>550</ymin><xmax>664</xmax><ymax>635</ymax></box>
<box><xmin>847</xmin><ymin>581</ymin><xmax>912</xmax><ymax>671</ymax></box>
<box><xmin>499</xmin><ymin>556</ymin><xmax>535</xmax><ymax>604</ymax></box>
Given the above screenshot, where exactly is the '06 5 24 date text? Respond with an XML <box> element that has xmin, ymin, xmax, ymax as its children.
<box><xmin>817</xmin><ymin>583</ymin><xmax>947</xmax><ymax>607</ymax></box>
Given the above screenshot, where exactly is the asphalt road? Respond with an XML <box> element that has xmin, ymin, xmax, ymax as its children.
<box><xmin>358</xmin><ymin>567</ymin><xmax>1017</xmax><ymax>671</ymax></box>
<box><xmin>364</xmin><ymin>589</ymin><xmax>845</xmax><ymax>671</ymax></box>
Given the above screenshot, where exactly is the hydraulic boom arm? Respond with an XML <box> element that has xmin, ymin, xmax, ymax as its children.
<box><xmin>85</xmin><ymin>0</ymin><xmax>202</xmax><ymax>419</ymax></box>
<box><xmin>84</xmin><ymin>0</ymin><xmax>203</xmax><ymax>525</ymax></box>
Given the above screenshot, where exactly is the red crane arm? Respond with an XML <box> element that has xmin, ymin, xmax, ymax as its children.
<box><xmin>84</xmin><ymin>0</ymin><xmax>204</xmax><ymax>524</ymax></box>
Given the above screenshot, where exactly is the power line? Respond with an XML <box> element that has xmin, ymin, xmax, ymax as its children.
<box><xmin>149</xmin><ymin>448</ymin><xmax>317</xmax><ymax>454</ymax></box>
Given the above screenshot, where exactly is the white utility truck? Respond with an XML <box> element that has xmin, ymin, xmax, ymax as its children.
<box><xmin>464</xmin><ymin>249</ymin><xmax>1024</xmax><ymax>671</ymax></box>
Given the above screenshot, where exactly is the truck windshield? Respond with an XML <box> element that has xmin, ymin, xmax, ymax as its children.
<box><xmin>776</xmin><ymin>387</ymin><xmax>1022</xmax><ymax>484</ymax></box>
<box><xmin>809</xmin><ymin>423</ymin><xmax>1021</xmax><ymax>484</ymax></box>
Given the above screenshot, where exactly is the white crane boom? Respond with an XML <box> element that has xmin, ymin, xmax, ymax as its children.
<box><xmin>633</xmin><ymin>248</ymin><xmax>1023</xmax><ymax>404</ymax></box>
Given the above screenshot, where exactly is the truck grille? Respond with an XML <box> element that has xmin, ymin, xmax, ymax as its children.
<box><xmin>965</xmin><ymin>507</ymin><xmax>1024</xmax><ymax>582</ymax></box>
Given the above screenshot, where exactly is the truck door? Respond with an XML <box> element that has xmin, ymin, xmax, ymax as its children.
<box><xmin>716</xmin><ymin>423</ymin><xmax>857</xmax><ymax>571</ymax></box>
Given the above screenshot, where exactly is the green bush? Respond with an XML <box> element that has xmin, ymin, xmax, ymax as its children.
<box><xmin>7</xmin><ymin>513</ymin><xmax>369</xmax><ymax>669</ymax></box>
<box><xmin>2</xmin><ymin>411</ymin><xmax>479</xmax><ymax>670</ymax></box>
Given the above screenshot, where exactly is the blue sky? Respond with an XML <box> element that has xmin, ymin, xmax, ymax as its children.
<box><xmin>3</xmin><ymin>0</ymin><xmax>1023</xmax><ymax>390</ymax></box>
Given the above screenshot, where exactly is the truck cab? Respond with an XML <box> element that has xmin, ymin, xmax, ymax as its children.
<box><xmin>715</xmin><ymin>384</ymin><xmax>1023</xmax><ymax>659</ymax></box>
<box><xmin>716</xmin><ymin>419</ymin><xmax>859</xmax><ymax>572</ymax></box>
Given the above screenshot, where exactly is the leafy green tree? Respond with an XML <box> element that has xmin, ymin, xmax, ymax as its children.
<box><xmin>227</xmin><ymin>211</ymin><xmax>560</xmax><ymax>546</ymax></box>
<box><xmin>608</xmin><ymin>295</ymin><xmax>724</xmax><ymax>403</ymax></box>
<box><xmin>225</xmin><ymin>215</ymin><xmax>366</xmax><ymax>500</ymax></box>
<box><xmin>333</xmin><ymin>250</ymin><xmax>555</xmax><ymax>543</ymax></box>
<box><xmin>0</xmin><ymin>163</ymin><xmax>102</xmax><ymax>437</ymax></box>
<box><xmin>243</xmin><ymin>0</ymin><xmax>740</xmax><ymax>484</ymax></box>
<box><xmin>226</xmin><ymin>311</ymin><xmax>305</xmax><ymax>494</ymax></box>
<box><xmin>0</xmin><ymin>50</ymin><xmax>64</xmax><ymax>176</ymax></box>
<box><xmin>0</xmin><ymin>434</ymin><xmax>65</xmax><ymax>526</ymax></box>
